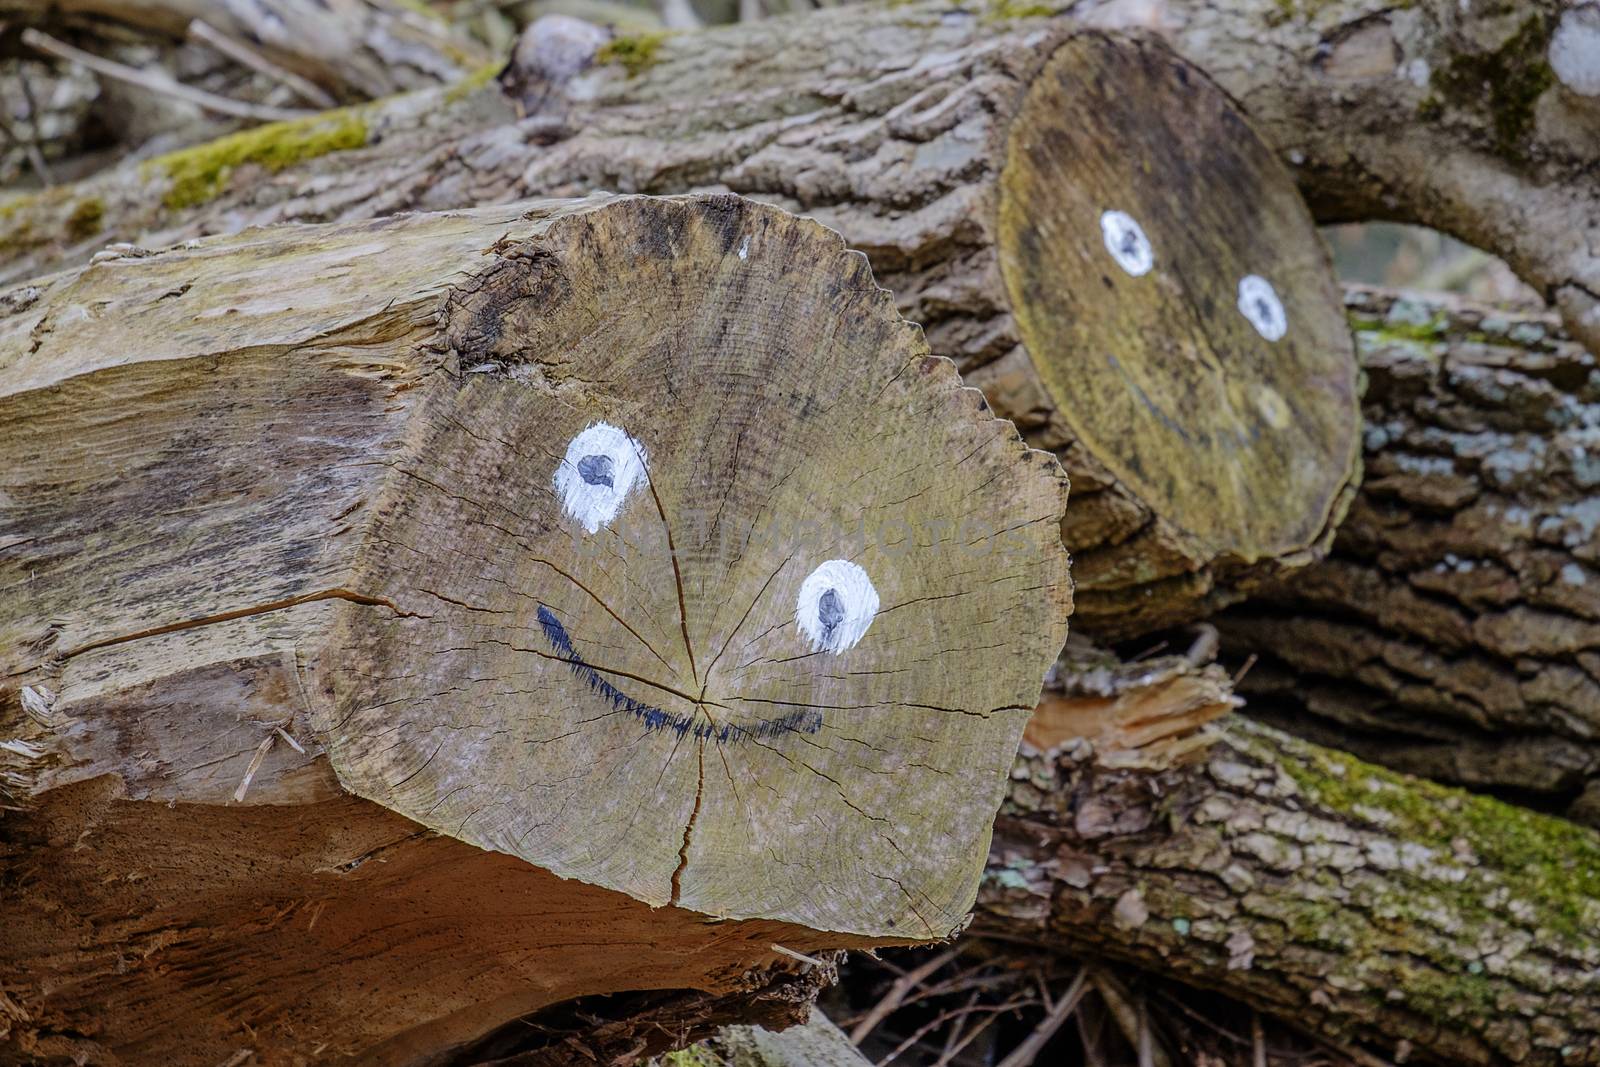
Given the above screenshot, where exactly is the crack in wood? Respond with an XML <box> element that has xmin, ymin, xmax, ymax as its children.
<box><xmin>670</xmin><ymin>745</ymin><xmax>705</xmax><ymax>907</ymax></box>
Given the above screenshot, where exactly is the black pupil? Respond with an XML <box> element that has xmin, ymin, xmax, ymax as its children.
<box><xmin>1256</xmin><ymin>299</ymin><xmax>1272</xmax><ymax>322</ymax></box>
<box><xmin>818</xmin><ymin>588</ymin><xmax>845</xmax><ymax>637</ymax></box>
<box><xmin>1120</xmin><ymin>231</ymin><xmax>1139</xmax><ymax>256</ymax></box>
<box><xmin>577</xmin><ymin>454</ymin><xmax>614</xmax><ymax>488</ymax></box>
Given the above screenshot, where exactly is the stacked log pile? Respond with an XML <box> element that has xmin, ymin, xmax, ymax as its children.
<box><xmin>3</xmin><ymin>1</ymin><xmax>1600</xmax><ymax>1064</ymax></box>
<box><xmin>2</xmin><ymin>7</ymin><xmax>1366</xmax><ymax>635</ymax></box>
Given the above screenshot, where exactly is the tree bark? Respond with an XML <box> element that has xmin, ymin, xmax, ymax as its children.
<box><xmin>981</xmin><ymin>641</ymin><xmax>1600</xmax><ymax>1067</ymax></box>
<box><xmin>1220</xmin><ymin>286</ymin><xmax>1600</xmax><ymax>824</ymax></box>
<box><xmin>0</xmin><ymin>193</ymin><xmax>1072</xmax><ymax>1065</ymax></box>
<box><xmin>0</xmin><ymin>0</ymin><xmax>488</xmax><ymax>100</ymax></box>
<box><xmin>0</xmin><ymin>10</ymin><xmax>1365</xmax><ymax>639</ymax></box>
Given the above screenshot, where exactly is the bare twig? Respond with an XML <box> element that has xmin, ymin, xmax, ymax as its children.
<box><xmin>769</xmin><ymin>943</ymin><xmax>826</xmax><ymax>967</ymax></box>
<box><xmin>1254</xmin><ymin>1012</ymin><xmax>1268</xmax><ymax>1067</ymax></box>
<box><xmin>12</xmin><ymin>64</ymin><xmax>55</xmax><ymax>185</ymax></box>
<box><xmin>995</xmin><ymin>967</ymin><xmax>1088</xmax><ymax>1067</ymax></box>
<box><xmin>22</xmin><ymin>29</ymin><xmax>313</xmax><ymax>124</ymax></box>
<box><xmin>1183</xmin><ymin>623</ymin><xmax>1220</xmax><ymax>667</ymax></box>
<box><xmin>932</xmin><ymin>1005</ymin><xmax>1010</xmax><ymax>1067</ymax></box>
<box><xmin>936</xmin><ymin>991</ymin><xmax>982</xmax><ymax>1063</ymax></box>
<box><xmin>1137</xmin><ymin>993</ymin><xmax>1155</xmax><ymax>1067</ymax></box>
<box><xmin>879</xmin><ymin>998</ymin><xmax>1031</xmax><ymax>1066</ymax></box>
<box><xmin>1093</xmin><ymin>971</ymin><xmax>1172</xmax><ymax>1067</ymax></box>
<box><xmin>186</xmin><ymin>20</ymin><xmax>337</xmax><ymax>109</ymax></box>
<box><xmin>850</xmin><ymin>947</ymin><xmax>960</xmax><ymax>1044</ymax></box>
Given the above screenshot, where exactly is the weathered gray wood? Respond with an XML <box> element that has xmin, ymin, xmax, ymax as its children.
<box><xmin>0</xmin><ymin>193</ymin><xmax>1071</xmax><ymax>1065</ymax></box>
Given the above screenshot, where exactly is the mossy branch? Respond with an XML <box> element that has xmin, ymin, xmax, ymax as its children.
<box><xmin>984</xmin><ymin>705</ymin><xmax>1600</xmax><ymax>1066</ymax></box>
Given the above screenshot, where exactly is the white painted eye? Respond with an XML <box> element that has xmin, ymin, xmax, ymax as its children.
<box><xmin>1237</xmin><ymin>274</ymin><xmax>1288</xmax><ymax>342</ymax></box>
<box><xmin>796</xmin><ymin>560</ymin><xmax>879</xmax><ymax>655</ymax></box>
<box><xmin>554</xmin><ymin>421</ymin><xmax>647</xmax><ymax>533</ymax></box>
<box><xmin>1100</xmin><ymin>210</ymin><xmax>1153</xmax><ymax>277</ymax></box>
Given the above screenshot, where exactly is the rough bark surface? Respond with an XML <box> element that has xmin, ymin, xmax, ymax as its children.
<box><xmin>981</xmin><ymin>644</ymin><xmax>1600</xmax><ymax>1067</ymax></box>
<box><xmin>0</xmin><ymin>9</ymin><xmax>1364</xmax><ymax>638</ymax></box>
<box><xmin>1221</xmin><ymin>286</ymin><xmax>1600</xmax><ymax>824</ymax></box>
<box><xmin>0</xmin><ymin>194</ymin><xmax>1072</xmax><ymax>1065</ymax></box>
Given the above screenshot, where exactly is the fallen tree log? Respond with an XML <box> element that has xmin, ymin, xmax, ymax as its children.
<box><xmin>0</xmin><ymin>193</ymin><xmax>1073</xmax><ymax>1065</ymax></box>
<box><xmin>8</xmin><ymin>0</ymin><xmax>1593</xmax><ymax>355</ymax></box>
<box><xmin>980</xmin><ymin>639</ymin><xmax>1600</xmax><ymax>1067</ymax></box>
<box><xmin>0</xmin><ymin>0</ymin><xmax>487</xmax><ymax>100</ymax></box>
<box><xmin>0</xmin><ymin>17</ymin><xmax>1364</xmax><ymax>639</ymax></box>
<box><xmin>1220</xmin><ymin>286</ymin><xmax>1600</xmax><ymax>824</ymax></box>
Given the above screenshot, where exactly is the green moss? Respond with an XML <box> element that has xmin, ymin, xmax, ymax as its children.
<box><xmin>1266</xmin><ymin>0</ymin><xmax>1368</xmax><ymax>24</ymax></box>
<box><xmin>65</xmin><ymin>197</ymin><xmax>104</xmax><ymax>241</ymax></box>
<box><xmin>0</xmin><ymin>191</ymin><xmax>49</xmax><ymax>254</ymax></box>
<box><xmin>982</xmin><ymin>0</ymin><xmax>1056</xmax><ymax>20</ymax></box>
<box><xmin>596</xmin><ymin>31</ymin><xmax>669</xmax><ymax>77</ymax></box>
<box><xmin>660</xmin><ymin>1049</ymin><xmax>722</xmax><ymax>1067</ymax></box>
<box><xmin>1268</xmin><ymin>736</ymin><xmax>1600</xmax><ymax>945</ymax></box>
<box><xmin>1348</xmin><ymin>313</ymin><xmax>1447</xmax><ymax>344</ymax></box>
<box><xmin>389</xmin><ymin>0</ymin><xmax>446</xmax><ymax>22</ymax></box>
<box><xmin>444</xmin><ymin>60</ymin><xmax>502</xmax><ymax>104</ymax></box>
<box><xmin>151</xmin><ymin>107</ymin><xmax>370</xmax><ymax>212</ymax></box>
<box><xmin>1430</xmin><ymin>15</ymin><xmax>1555</xmax><ymax>157</ymax></box>
<box><xmin>1400</xmin><ymin>965</ymin><xmax>1501</xmax><ymax>1019</ymax></box>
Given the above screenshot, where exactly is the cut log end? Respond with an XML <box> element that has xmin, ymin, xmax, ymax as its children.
<box><xmin>0</xmin><ymin>193</ymin><xmax>1072</xmax><ymax>1064</ymax></box>
<box><xmin>989</xmin><ymin>32</ymin><xmax>1361</xmax><ymax>638</ymax></box>
<box><xmin>321</xmin><ymin>194</ymin><xmax>1073</xmax><ymax>938</ymax></box>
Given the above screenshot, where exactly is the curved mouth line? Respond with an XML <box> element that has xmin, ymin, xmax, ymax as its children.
<box><xmin>536</xmin><ymin>605</ymin><xmax>822</xmax><ymax>744</ymax></box>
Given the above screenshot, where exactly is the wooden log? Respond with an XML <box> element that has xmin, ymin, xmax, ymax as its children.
<box><xmin>0</xmin><ymin>193</ymin><xmax>1072</xmax><ymax>1065</ymax></box>
<box><xmin>1219</xmin><ymin>287</ymin><xmax>1600</xmax><ymax>824</ymax></box>
<box><xmin>0</xmin><ymin>0</ymin><xmax>488</xmax><ymax>100</ymax></box>
<box><xmin>0</xmin><ymin>17</ymin><xmax>1363</xmax><ymax>640</ymax></box>
<box><xmin>980</xmin><ymin>640</ymin><xmax>1600</xmax><ymax>1067</ymax></box>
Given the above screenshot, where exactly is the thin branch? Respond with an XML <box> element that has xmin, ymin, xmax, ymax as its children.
<box><xmin>22</xmin><ymin>29</ymin><xmax>313</xmax><ymax>124</ymax></box>
<box><xmin>995</xmin><ymin>966</ymin><xmax>1089</xmax><ymax>1067</ymax></box>
<box><xmin>849</xmin><ymin>947</ymin><xmax>960</xmax><ymax>1044</ymax></box>
<box><xmin>13</xmin><ymin>63</ymin><xmax>55</xmax><ymax>185</ymax></box>
<box><xmin>186</xmin><ymin>20</ymin><xmax>337</xmax><ymax>109</ymax></box>
<box><xmin>879</xmin><ymin>999</ymin><xmax>1030</xmax><ymax>1067</ymax></box>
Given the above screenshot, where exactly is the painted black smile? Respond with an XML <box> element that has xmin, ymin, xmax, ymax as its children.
<box><xmin>536</xmin><ymin>605</ymin><xmax>821</xmax><ymax>743</ymax></box>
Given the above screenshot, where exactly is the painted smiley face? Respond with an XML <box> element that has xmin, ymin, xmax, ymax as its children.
<box><xmin>555</xmin><ymin>421</ymin><xmax>881</xmax><ymax>661</ymax></box>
